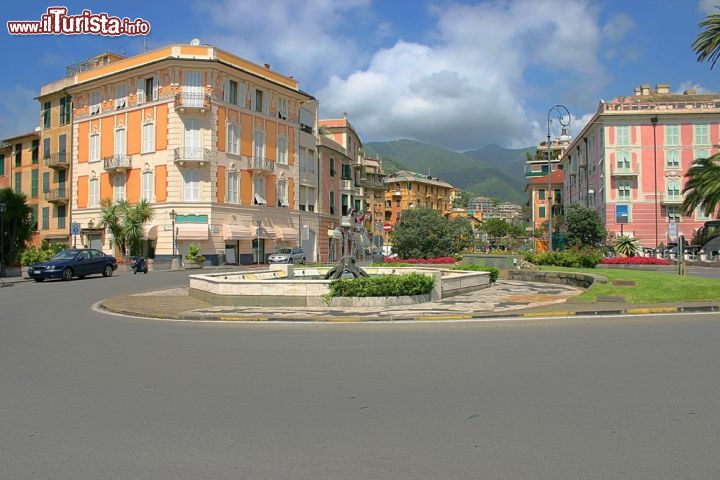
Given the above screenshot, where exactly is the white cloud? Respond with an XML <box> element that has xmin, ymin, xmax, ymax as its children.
<box><xmin>602</xmin><ymin>13</ymin><xmax>634</xmax><ymax>42</ymax></box>
<box><xmin>698</xmin><ymin>0</ymin><xmax>719</xmax><ymax>16</ymax></box>
<box><xmin>319</xmin><ymin>0</ymin><xmax>609</xmax><ymax>150</ymax></box>
<box><xmin>0</xmin><ymin>85</ymin><xmax>38</xmax><ymax>141</ymax></box>
<box><xmin>675</xmin><ymin>81</ymin><xmax>711</xmax><ymax>94</ymax></box>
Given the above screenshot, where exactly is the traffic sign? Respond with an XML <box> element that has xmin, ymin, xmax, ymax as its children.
<box><xmin>70</xmin><ymin>222</ymin><xmax>81</xmax><ymax>236</ymax></box>
<box><xmin>383</xmin><ymin>223</ymin><xmax>392</xmax><ymax>232</ymax></box>
<box><xmin>668</xmin><ymin>221</ymin><xmax>678</xmax><ymax>241</ymax></box>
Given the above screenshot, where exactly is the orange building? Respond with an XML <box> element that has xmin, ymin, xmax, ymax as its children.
<box><xmin>525</xmin><ymin>169</ymin><xmax>564</xmax><ymax>236</ymax></box>
<box><xmin>56</xmin><ymin>41</ymin><xmax>333</xmax><ymax>265</ymax></box>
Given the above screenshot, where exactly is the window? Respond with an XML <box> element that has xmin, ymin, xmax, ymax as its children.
<box><xmin>299</xmin><ymin>185</ymin><xmax>307</xmax><ymax>211</ymax></box>
<box><xmin>42</xmin><ymin>207</ymin><xmax>49</xmax><ymax>230</ymax></box>
<box><xmin>342</xmin><ymin>194</ymin><xmax>349</xmax><ymax>215</ymax></box>
<box><xmin>60</xmin><ymin>97</ymin><xmax>70</xmax><ymax>125</ymax></box>
<box><xmin>329</xmin><ymin>191</ymin><xmax>335</xmax><ymax>215</ymax></box>
<box><xmin>538</xmin><ymin>189</ymin><xmax>546</xmax><ymax>200</ymax></box>
<box><xmin>89</xmin><ymin>175</ymin><xmax>100</xmax><ymax>207</ymax></box>
<box><xmin>89</xmin><ymin>133</ymin><xmax>100</xmax><ymax>162</ymax></box>
<box><xmin>667</xmin><ymin>205</ymin><xmax>681</xmax><ymax>222</ymax></box>
<box><xmin>538</xmin><ymin>206</ymin><xmax>546</xmax><ymax>219</ymax></box>
<box><xmin>665</xmin><ymin>125</ymin><xmax>679</xmax><ymax>146</ymax></box>
<box><xmin>59</xmin><ymin>135</ymin><xmax>67</xmax><ymax>163</ymax></box>
<box><xmin>0</xmin><ymin>154</ymin><xmax>5</xmax><ymax>176</ymax></box>
<box><xmin>665</xmin><ymin>150</ymin><xmax>679</xmax><ymax>169</ymax></box>
<box><xmin>307</xmin><ymin>150</ymin><xmax>315</xmax><ymax>173</ymax></box>
<box><xmin>43</xmin><ymin>138</ymin><xmax>50</xmax><ymax>160</ymax></box>
<box><xmin>617</xmin><ymin>150</ymin><xmax>630</xmax><ymax>170</ymax></box>
<box><xmin>136</xmin><ymin>76</ymin><xmax>158</xmax><ymax>104</ymax></box>
<box><xmin>32</xmin><ymin>139</ymin><xmax>39</xmax><ymax>164</ymax></box>
<box><xmin>183</xmin><ymin>169</ymin><xmax>200</xmax><ymax>201</ymax></box>
<box><xmin>31</xmin><ymin>169</ymin><xmax>38</xmax><ymax>198</ymax></box>
<box><xmin>277</xmin><ymin>178</ymin><xmax>287</xmax><ymax>207</ymax></box>
<box><xmin>42</xmin><ymin>172</ymin><xmax>50</xmax><ymax>193</ymax></box>
<box><xmin>227</xmin><ymin>170</ymin><xmax>239</xmax><ymax>204</ymax></box>
<box><xmin>253</xmin><ymin>174</ymin><xmax>266</xmax><ymax>204</ymax></box>
<box><xmin>227</xmin><ymin>123</ymin><xmax>239</xmax><ymax>155</ymax></box>
<box><xmin>115</xmin><ymin>83</ymin><xmax>127</xmax><ymax>109</ymax></box>
<box><xmin>145</xmin><ymin>77</ymin><xmax>156</xmax><ymax>102</ymax></box>
<box><xmin>385</xmin><ymin>199</ymin><xmax>391</xmax><ymax>208</ymax></box>
<box><xmin>616</xmin><ymin>126</ymin><xmax>630</xmax><ymax>146</ymax></box>
<box><xmin>395</xmin><ymin>198</ymin><xmax>401</xmax><ymax>207</ymax></box>
<box><xmin>696</xmin><ymin>204</ymin><xmax>713</xmax><ymax>220</ymax></box>
<box><xmin>308</xmin><ymin>187</ymin><xmax>316</xmax><ymax>212</ymax></box>
<box><xmin>618</xmin><ymin>180</ymin><xmax>631</xmax><ymax>200</ymax></box>
<box><xmin>253</xmin><ymin>130</ymin><xmax>265</xmax><ymax>160</ymax></box>
<box><xmin>115</xmin><ymin>128</ymin><xmax>126</xmax><ymax>156</ymax></box>
<box><xmin>554</xmin><ymin>189</ymin><xmax>562</xmax><ymax>204</ymax></box>
<box><xmin>329</xmin><ymin>157</ymin><xmax>336</xmax><ymax>177</ymax></box>
<box><xmin>113</xmin><ymin>173</ymin><xmax>126</xmax><ymax>202</ymax></box>
<box><xmin>667</xmin><ymin>178</ymin><xmax>681</xmax><ymax>198</ymax></box>
<box><xmin>277</xmin><ymin>136</ymin><xmax>288</xmax><ymax>164</ymax></box>
<box><xmin>42</xmin><ymin>101</ymin><xmax>51</xmax><ymax>128</ymax></box>
<box><xmin>15</xmin><ymin>172</ymin><xmax>21</xmax><ymax>193</ymax></box>
<box><xmin>224</xmin><ymin>79</ymin><xmax>238</xmax><ymax>105</ymax></box>
<box><xmin>407</xmin><ymin>182</ymin><xmax>412</xmax><ymax>191</ymax></box>
<box><xmin>695</xmin><ymin>124</ymin><xmax>709</xmax><ymax>145</ymax></box>
<box><xmin>277</xmin><ymin>96</ymin><xmax>288</xmax><ymax>120</ymax></box>
<box><xmin>142</xmin><ymin>122</ymin><xmax>155</xmax><ymax>154</ymax></box>
<box><xmin>57</xmin><ymin>205</ymin><xmax>66</xmax><ymax>229</ymax></box>
<box><xmin>252</xmin><ymin>89</ymin><xmax>267</xmax><ymax>113</ymax></box>
<box><xmin>14</xmin><ymin>144</ymin><xmax>21</xmax><ymax>167</ymax></box>
<box><xmin>31</xmin><ymin>205</ymin><xmax>38</xmax><ymax>231</ymax></box>
<box><xmin>695</xmin><ymin>148</ymin><xmax>711</xmax><ymax>161</ymax></box>
<box><xmin>142</xmin><ymin>170</ymin><xmax>154</xmax><ymax>202</ymax></box>
<box><xmin>90</xmin><ymin>91</ymin><xmax>101</xmax><ymax>115</ymax></box>
<box><xmin>342</xmin><ymin>164</ymin><xmax>352</xmax><ymax>180</ymax></box>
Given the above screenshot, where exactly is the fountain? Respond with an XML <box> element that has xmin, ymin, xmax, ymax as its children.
<box><xmin>323</xmin><ymin>256</ymin><xmax>369</xmax><ymax>280</ymax></box>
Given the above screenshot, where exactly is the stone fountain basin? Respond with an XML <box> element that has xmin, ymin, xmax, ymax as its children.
<box><xmin>188</xmin><ymin>265</ymin><xmax>490</xmax><ymax>307</ymax></box>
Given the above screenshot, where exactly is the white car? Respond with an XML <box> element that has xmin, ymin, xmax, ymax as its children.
<box><xmin>268</xmin><ymin>247</ymin><xmax>306</xmax><ymax>264</ymax></box>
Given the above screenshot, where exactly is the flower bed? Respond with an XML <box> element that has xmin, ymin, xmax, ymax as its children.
<box><xmin>600</xmin><ymin>257</ymin><xmax>672</xmax><ymax>265</ymax></box>
<box><xmin>384</xmin><ymin>256</ymin><xmax>456</xmax><ymax>264</ymax></box>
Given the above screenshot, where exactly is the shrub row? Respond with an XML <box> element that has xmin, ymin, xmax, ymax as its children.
<box><xmin>328</xmin><ymin>273</ymin><xmax>435</xmax><ymax>298</ymax></box>
<box><xmin>384</xmin><ymin>256</ymin><xmax>457</xmax><ymax>264</ymax></box>
<box><xmin>600</xmin><ymin>256</ymin><xmax>672</xmax><ymax>265</ymax></box>
<box><xmin>522</xmin><ymin>248</ymin><xmax>604</xmax><ymax>268</ymax></box>
<box><xmin>451</xmin><ymin>264</ymin><xmax>499</xmax><ymax>283</ymax></box>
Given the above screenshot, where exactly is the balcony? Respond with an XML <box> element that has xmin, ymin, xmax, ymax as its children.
<box><xmin>174</xmin><ymin>93</ymin><xmax>211</xmax><ymax>113</ymax></box>
<box><xmin>174</xmin><ymin>147</ymin><xmax>214</xmax><ymax>166</ymax></box>
<box><xmin>299</xmin><ymin>123</ymin><xmax>313</xmax><ymax>135</ymax></box>
<box><xmin>392</xmin><ymin>190</ymin><xmax>402</xmax><ymax>196</ymax></box>
<box><xmin>249</xmin><ymin>156</ymin><xmax>275</xmax><ymax>173</ymax></box>
<box><xmin>341</xmin><ymin>179</ymin><xmax>354</xmax><ymax>191</ymax></box>
<box><xmin>45</xmin><ymin>189</ymin><xmax>69</xmax><ymax>204</ymax></box>
<box><xmin>358</xmin><ymin>175</ymin><xmax>385</xmax><ymax>189</ymax></box>
<box><xmin>44</xmin><ymin>153</ymin><xmax>69</xmax><ymax>170</ymax></box>
<box><xmin>661</xmin><ymin>194</ymin><xmax>683</xmax><ymax>205</ymax></box>
<box><xmin>611</xmin><ymin>166</ymin><xmax>638</xmax><ymax>177</ymax></box>
<box><xmin>103</xmin><ymin>154</ymin><xmax>132</xmax><ymax>172</ymax></box>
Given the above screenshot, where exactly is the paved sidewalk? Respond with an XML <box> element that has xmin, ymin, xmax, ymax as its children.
<box><xmin>99</xmin><ymin>278</ymin><xmax>720</xmax><ymax>322</ymax></box>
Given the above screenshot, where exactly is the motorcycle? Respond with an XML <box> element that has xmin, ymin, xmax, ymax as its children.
<box><xmin>130</xmin><ymin>256</ymin><xmax>149</xmax><ymax>274</ymax></box>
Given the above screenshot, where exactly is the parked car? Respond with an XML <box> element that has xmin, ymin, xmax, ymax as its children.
<box><xmin>28</xmin><ymin>249</ymin><xmax>118</xmax><ymax>282</ymax></box>
<box><xmin>268</xmin><ymin>248</ymin><xmax>305</xmax><ymax>264</ymax></box>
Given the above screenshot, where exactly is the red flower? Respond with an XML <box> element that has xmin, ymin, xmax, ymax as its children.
<box><xmin>600</xmin><ymin>257</ymin><xmax>672</xmax><ymax>265</ymax></box>
<box><xmin>384</xmin><ymin>256</ymin><xmax>456</xmax><ymax>264</ymax></box>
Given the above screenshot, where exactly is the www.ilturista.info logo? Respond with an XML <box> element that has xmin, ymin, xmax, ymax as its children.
<box><xmin>7</xmin><ymin>7</ymin><xmax>151</xmax><ymax>36</ymax></box>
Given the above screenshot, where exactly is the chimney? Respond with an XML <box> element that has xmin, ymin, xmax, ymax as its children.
<box><xmin>684</xmin><ymin>88</ymin><xmax>697</xmax><ymax>95</ymax></box>
<box><xmin>264</xmin><ymin>63</ymin><xmax>271</xmax><ymax>69</ymax></box>
<box><xmin>634</xmin><ymin>87</ymin><xmax>642</xmax><ymax>96</ymax></box>
<box><xmin>641</xmin><ymin>84</ymin><xmax>651</xmax><ymax>96</ymax></box>
<box><xmin>655</xmin><ymin>83</ymin><xmax>670</xmax><ymax>94</ymax></box>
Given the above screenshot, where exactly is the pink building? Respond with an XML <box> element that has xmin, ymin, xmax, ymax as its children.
<box><xmin>560</xmin><ymin>83</ymin><xmax>720</xmax><ymax>248</ymax></box>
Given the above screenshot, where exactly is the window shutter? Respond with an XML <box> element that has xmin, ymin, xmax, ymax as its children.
<box><xmin>263</xmin><ymin>93</ymin><xmax>270</xmax><ymax>114</ymax></box>
<box><xmin>223</xmin><ymin>79</ymin><xmax>230</xmax><ymax>103</ymax></box>
<box><xmin>152</xmin><ymin>76</ymin><xmax>159</xmax><ymax>101</ymax></box>
<box><xmin>239</xmin><ymin>84</ymin><xmax>246</xmax><ymax>108</ymax></box>
<box><xmin>250</xmin><ymin>88</ymin><xmax>256</xmax><ymax>111</ymax></box>
<box><xmin>136</xmin><ymin>79</ymin><xmax>145</xmax><ymax>104</ymax></box>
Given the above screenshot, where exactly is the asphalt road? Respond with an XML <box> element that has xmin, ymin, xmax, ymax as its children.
<box><xmin>1</xmin><ymin>271</ymin><xmax>720</xmax><ymax>479</ymax></box>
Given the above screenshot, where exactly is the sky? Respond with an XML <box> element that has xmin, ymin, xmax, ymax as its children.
<box><xmin>1</xmin><ymin>0</ymin><xmax>720</xmax><ymax>151</ymax></box>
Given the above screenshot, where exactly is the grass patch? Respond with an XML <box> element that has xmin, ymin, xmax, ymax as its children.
<box><xmin>539</xmin><ymin>266</ymin><xmax>720</xmax><ymax>303</ymax></box>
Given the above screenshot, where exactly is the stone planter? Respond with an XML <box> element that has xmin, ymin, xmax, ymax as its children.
<box><xmin>184</xmin><ymin>262</ymin><xmax>204</xmax><ymax>270</ymax></box>
<box><xmin>463</xmin><ymin>254</ymin><xmax>517</xmax><ymax>269</ymax></box>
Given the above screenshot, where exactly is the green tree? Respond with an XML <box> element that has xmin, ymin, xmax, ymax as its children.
<box><xmin>482</xmin><ymin>218</ymin><xmax>509</xmax><ymax>245</ymax></box>
<box><xmin>682</xmin><ymin>155</ymin><xmax>720</xmax><ymax>218</ymax></box>
<box><xmin>99</xmin><ymin>199</ymin><xmax>154</xmax><ymax>257</ymax></box>
<box><xmin>0</xmin><ymin>188</ymin><xmax>33</xmax><ymax>265</ymax></box>
<box><xmin>564</xmin><ymin>204</ymin><xmax>605</xmax><ymax>248</ymax></box>
<box><xmin>693</xmin><ymin>7</ymin><xmax>720</xmax><ymax>68</ymax></box>
<box><xmin>447</xmin><ymin>217</ymin><xmax>474</xmax><ymax>254</ymax></box>
<box><xmin>391</xmin><ymin>207</ymin><xmax>454</xmax><ymax>258</ymax></box>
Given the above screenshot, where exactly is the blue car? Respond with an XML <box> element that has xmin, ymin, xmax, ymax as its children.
<box><xmin>28</xmin><ymin>249</ymin><xmax>118</xmax><ymax>282</ymax></box>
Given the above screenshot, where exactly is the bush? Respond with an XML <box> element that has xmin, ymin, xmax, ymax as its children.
<box><xmin>19</xmin><ymin>241</ymin><xmax>68</xmax><ymax>266</ymax></box>
<box><xmin>451</xmin><ymin>264</ymin><xmax>499</xmax><ymax>283</ymax></box>
<box><xmin>328</xmin><ymin>273</ymin><xmax>435</xmax><ymax>298</ymax></box>
<box><xmin>522</xmin><ymin>248</ymin><xmax>604</xmax><ymax>268</ymax></box>
<box><xmin>391</xmin><ymin>207</ymin><xmax>472</xmax><ymax>259</ymax></box>
<box><xmin>600</xmin><ymin>257</ymin><xmax>672</xmax><ymax>265</ymax></box>
<box><xmin>384</xmin><ymin>256</ymin><xmax>456</xmax><ymax>264</ymax></box>
<box><xmin>185</xmin><ymin>243</ymin><xmax>203</xmax><ymax>263</ymax></box>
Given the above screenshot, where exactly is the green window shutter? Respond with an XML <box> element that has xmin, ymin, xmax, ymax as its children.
<box><xmin>31</xmin><ymin>205</ymin><xmax>38</xmax><ymax>231</ymax></box>
<box><xmin>31</xmin><ymin>169</ymin><xmax>39</xmax><ymax>198</ymax></box>
<box><xmin>42</xmin><ymin>207</ymin><xmax>49</xmax><ymax>230</ymax></box>
<box><xmin>0</xmin><ymin>153</ymin><xmax>4</xmax><ymax>176</ymax></box>
<box><xmin>15</xmin><ymin>172</ymin><xmax>21</xmax><ymax>193</ymax></box>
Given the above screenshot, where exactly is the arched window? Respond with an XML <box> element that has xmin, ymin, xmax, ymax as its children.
<box><xmin>142</xmin><ymin>164</ymin><xmax>154</xmax><ymax>202</ymax></box>
<box><xmin>227</xmin><ymin>167</ymin><xmax>239</xmax><ymax>203</ymax></box>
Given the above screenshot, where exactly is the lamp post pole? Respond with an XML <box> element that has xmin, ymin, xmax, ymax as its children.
<box><xmin>170</xmin><ymin>209</ymin><xmax>179</xmax><ymax>270</ymax></box>
<box><xmin>0</xmin><ymin>202</ymin><xmax>6</xmax><ymax>277</ymax></box>
<box><xmin>651</xmin><ymin>116</ymin><xmax>659</xmax><ymax>251</ymax></box>
<box><xmin>547</xmin><ymin>105</ymin><xmax>571</xmax><ymax>252</ymax></box>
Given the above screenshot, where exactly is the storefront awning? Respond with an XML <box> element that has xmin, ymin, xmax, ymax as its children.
<box><xmin>176</xmin><ymin>224</ymin><xmax>209</xmax><ymax>241</ymax></box>
<box><xmin>142</xmin><ymin>225</ymin><xmax>158</xmax><ymax>240</ymax></box>
<box><xmin>276</xmin><ymin>226</ymin><xmax>298</xmax><ymax>242</ymax></box>
<box><xmin>250</xmin><ymin>225</ymin><xmax>276</xmax><ymax>239</ymax></box>
<box><xmin>223</xmin><ymin>224</ymin><xmax>253</xmax><ymax>241</ymax></box>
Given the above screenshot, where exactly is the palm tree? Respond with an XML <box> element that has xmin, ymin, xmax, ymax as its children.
<box><xmin>614</xmin><ymin>235</ymin><xmax>640</xmax><ymax>257</ymax></box>
<box><xmin>99</xmin><ymin>199</ymin><xmax>125</xmax><ymax>256</ymax></box>
<box><xmin>122</xmin><ymin>200</ymin><xmax>153</xmax><ymax>256</ymax></box>
<box><xmin>682</xmin><ymin>155</ymin><xmax>720</xmax><ymax>218</ymax></box>
<box><xmin>693</xmin><ymin>7</ymin><xmax>720</xmax><ymax>68</ymax></box>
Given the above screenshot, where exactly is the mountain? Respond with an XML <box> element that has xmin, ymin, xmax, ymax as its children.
<box><xmin>364</xmin><ymin>139</ymin><xmax>530</xmax><ymax>203</ymax></box>
<box><xmin>464</xmin><ymin>144</ymin><xmax>536</xmax><ymax>180</ymax></box>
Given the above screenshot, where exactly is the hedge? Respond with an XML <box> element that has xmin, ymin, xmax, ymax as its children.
<box><xmin>328</xmin><ymin>273</ymin><xmax>434</xmax><ymax>298</ymax></box>
<box><xmin>522</xmin><ymin>248</ymin><xmax>604</xmax><ymax>268</ymax></box>
<box><xmin>451</xmin><ymin>264</ymin><xmax>499</xmax><ymax>283</ymax></box>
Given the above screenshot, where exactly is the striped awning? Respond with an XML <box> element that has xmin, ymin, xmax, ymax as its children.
<box><xmin>223</xmin><ymin>224</ymin><xmax>252</xmax><ymax>241</ymax></box>
<box><xmin>250</xmin><ymin>225</ymin><xmax>276</xmax><ymax>239</ymax></box>
<box><xmin>276</xmin><ymin>226</ymin><xmax>298</xmax><ymax>242</ymax></box>
<box><xmin>176</xmin><ymin>224</ymin><xmax>209</xmax><ymax>241</ymax></box>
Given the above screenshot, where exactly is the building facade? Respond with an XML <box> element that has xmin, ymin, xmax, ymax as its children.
<box><xmin>560</xmin><ymin>83</ymin><xmax>720</xmax><ymax>248</ymax></box>
<box><xmin>525</xmin><ymin>169</ymin><xmax>564</xmax><ymax>237</ymax></box>
<box><xmin>61</xmin><ymin>42</ymin><xmax>330</xmax><ymax>265</ymax></box>
<box><xmin>525</xmin><ymin>137</ymin><xmax>569</xmax><ymax>178</ymax></box>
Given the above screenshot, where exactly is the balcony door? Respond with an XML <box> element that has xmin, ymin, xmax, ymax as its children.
<box><xmin>184</xmin><ymin>71</ymin><xmax>203</xmax><ymax>107</ymax></box>
<box><xmin>184</xmin><ymin>118</ymin><xmax>201</xmax><ymax>161</ymax></box>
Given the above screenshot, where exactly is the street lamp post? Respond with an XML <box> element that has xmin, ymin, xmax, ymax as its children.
<box><xmin>651</xmin><ymin>116</ymin><xmax>659</xmax><ymax>251</ymax></box>
<box><xmin>170</xmin><ymin>209</ymin><xmax>179</xmax><ymax>270</ymax></box>
<box><xmin>0</xmin><ymin>202</ymin><xmax>6</xmax><ymax>277</ymax></box>
<box><xmin>547</xmin><ymin>105</ymin><xmax>571</xmax><ymax>252</ymax></box>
